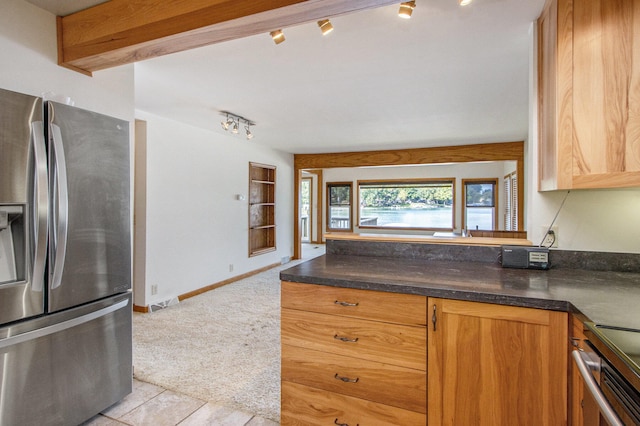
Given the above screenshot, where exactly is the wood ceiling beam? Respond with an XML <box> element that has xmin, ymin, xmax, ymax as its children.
<box><xmin>57</xmin><ymin>0</ymin><xmax>400</xmax><ymax>75</ymax></box>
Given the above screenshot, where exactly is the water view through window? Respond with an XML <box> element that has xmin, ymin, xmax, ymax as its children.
<box><xmin>357</xmin><ymin>180</ymin><xmax>455</xmax><ymax>230</ymax></box>
<box><xmin>361</xmin><ymin>206</ymin><xmax>453</xmax><ymax>228</ymax></box>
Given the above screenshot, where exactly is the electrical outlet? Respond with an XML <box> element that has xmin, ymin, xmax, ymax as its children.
<box><xmin>229</xmin><ymin>264</ymin><xmax>234</xmax><ymax>272</ymax></box>
<box><xmin>151</xmin><ymin>284</ymin><xmax>158</xmax><ymax>295</ymax></box>
<box><xmin>541</xmin><ymin>225</ymin><xmax>559</xmax><ymax>248</ymax></box>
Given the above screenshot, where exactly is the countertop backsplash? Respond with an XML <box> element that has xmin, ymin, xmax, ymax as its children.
<box><xmin>326</xmin><ymin>238</ymin><xmax>640</xmax><ymax>273</ymax></box>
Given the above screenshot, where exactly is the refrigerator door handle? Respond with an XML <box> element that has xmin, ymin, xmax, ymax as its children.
<box><xmin>50</xmin><ymin>123</ymin><xmax>69</xmax><ymax>290</ymax></box>
<box><xmin>0</xmin><ymin>297</ymin><xmax>129</xmax><ymax>350</ymax></box>
<box><xmin>31</xmin><ymin>121</ymin><xmax>48</xmax><ymax>292</ymax></box>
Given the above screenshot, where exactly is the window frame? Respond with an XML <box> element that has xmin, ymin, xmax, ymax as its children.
<box><xmin>357</xmin><ymin>178</ymin><xmax>456</xmax><ymax>231</ymax></box>
<box><xmin>326</xmin><ymin>182</ymin><xmax>353</xmax><ymax>232</ymax></box>
<box><xmin>461</xmin><ymin>178</ymin><xmax>499</xmax><ymax>231</ymax></box>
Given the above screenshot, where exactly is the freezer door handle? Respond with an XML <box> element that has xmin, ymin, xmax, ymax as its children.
<box><xmin>31</xmin><ymin>121</ymin><xmax>48</xmax><ymax>292</ymax></box>
<box><xmin>49</xmin><ymin>123</ymin><xmax>69</xmax><ymax>290</ymax></box>
<box><xmin>0</xmin><ymin>297</ymin><xmax>129</xmax><ymax>350</ymax></box>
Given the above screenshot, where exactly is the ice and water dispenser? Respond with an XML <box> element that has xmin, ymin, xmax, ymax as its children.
<box><xmin>0</xmin><ymin>205</ymin><xmax>26</xmax><ymax>284</ymax></box>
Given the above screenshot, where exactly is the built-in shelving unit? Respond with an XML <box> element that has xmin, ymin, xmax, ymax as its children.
<box><xmin>249</xmin><ymin>162</ymin><xmax>276</xmax><ymax>256</ymax></box>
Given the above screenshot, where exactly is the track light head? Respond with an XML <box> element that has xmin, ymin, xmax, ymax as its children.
<box><xmin>398</xmin><ymin>1</ymin><xmax>416</xmax><ymax>19</ymax></box>
<box><xmin>231</xmin><ymin>120</ymin><xmax>239</xmax><ymax>134</ymax></box>
<box><xmin>221</xmin><ymin>115</ymin><xmax>233</xmax><ymax>130</ymax></box>
<box><xmin>317</xmin><ymin>19</ymin><xmax>334</xmax><ymax>35</ymax></box>
<box><xmin>245</xmin><ymin>126</ymin><xmax>253</xmax><ymax>140</ymax></box>
<box><xmin>270</xmin><ymin>29</ymin><xmax>285</xmax><ymax>44</ymax></box>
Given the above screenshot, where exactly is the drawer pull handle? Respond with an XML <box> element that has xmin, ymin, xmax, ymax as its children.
<box><xmin>334</xmin><ymin>334</ymin><xmax>359</xmax><ymax>343</ymax></box>
<box><xmin>334</xmin><ymin>419</ymin><xmax>359</xmax><ymax>426</ymax></box>
<box><xmin>334</xmin><ymin>300</ymin><xmax>359</xmax><ymax>307</ymax></box>
<box><xmin>334</xmin><ymin>373</ymin><xmax>359</xmax><ymax>383</ymax></box>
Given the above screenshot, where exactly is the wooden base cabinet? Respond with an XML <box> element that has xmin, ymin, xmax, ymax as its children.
<box><xmin>427</xmin><ymin>298</ymin><xmax>568</xmax><ymax>426</ymax></box>
<box><xmin>280</xmin><ymin>282</ymin><xmax>570</xmax><ymax>425</ymax></box>
<box><xmin>281</xmin><ymin>281</ymin><xmax>427</xmax><ymax>425</ymax></box>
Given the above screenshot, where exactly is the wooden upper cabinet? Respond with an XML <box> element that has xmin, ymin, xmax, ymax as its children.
<box><xmin>427</xmin><ymin>298</ymin><xmax>568</xmax><ymax>426</ymax></box>
<box><xmin>538</xmin><ymin>0</ymin><xmax>640</xmax><ymax>190</ymax></box>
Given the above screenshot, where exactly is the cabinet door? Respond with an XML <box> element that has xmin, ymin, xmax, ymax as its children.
<box><xmin>427</xmin><ymin>298</ymin><xmax>568</xmax><ymax>426</ymax></box>
<box><xmin>572</xmin><ymin>0</ymin><xmax>640</xmax><ymax>188</ymax></box>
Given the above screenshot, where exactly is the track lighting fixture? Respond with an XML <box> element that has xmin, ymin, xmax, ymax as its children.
<box><xmin>459</xmin><ymin>0</ymin><xmax>473</xmax><ymax>5</ymax></box>
<box><xmin>398</xmin><ymin>1</ymin><xmax>416</xmax><ymax>18</ymax></box>
<box><xmin>317</xmin><ymin>19</ymin><xmax>334</xmax><ymax>35</ymax></box>
<box><xmin>220</xmin><ymin>112</ymin><xmax>255</xmax><ymax>140</ymax></box>
<box><xmin>270</xmin><ymin>29</ymin><xmax>285</xmax><ymax>45</ymax></box>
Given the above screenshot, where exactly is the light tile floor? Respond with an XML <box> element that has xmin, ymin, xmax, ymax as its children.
<box><xmin>82</xmin><ymin>379</ymin><xmax>278</xmax><ymax>426</ymax></box>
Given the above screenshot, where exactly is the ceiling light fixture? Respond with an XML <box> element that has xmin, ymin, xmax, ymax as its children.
<box><xmin>270</xmin><ymin>29</ymin><xmax>285</xmax><ymax>45</ymax></box>
<box><xmin>317</xmin><ymin>19</ymin><xmax>334</xmax><ymax>35</ymax></box>
<box><xmin>398</xmin><ymin>1</ymin><xmax>416</xmax><ymax>18</ymax></box>
<box><xmin>220</xmin><ymin>111</ymin><xmax>256</xmax><ymax>140</ymax></box>
<box><xmin>459</xmin><ymin>0</ymin><xmax>473</xmax><ymax>5</ymax></box>
<box><xmin>220</xmin><ymin>113</ymin><xmax>234</xmax><ymax>130</ymax></box>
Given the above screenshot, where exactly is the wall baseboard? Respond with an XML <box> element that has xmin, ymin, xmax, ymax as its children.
<box><xmin>134</xmin><ymin>262</ymin><xmax>281</xmax><ymax>314</ymax></box>
<box><xmin>133</xmin><ymin>304</ymin><xmax>149</xmax><ymax>313</ymax></box>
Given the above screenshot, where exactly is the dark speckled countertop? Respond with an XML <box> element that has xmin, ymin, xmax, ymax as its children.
<box><xmin>280</xmin><ymin>254</ymin><xmax>640</xmax><ymax>330</ymax></box>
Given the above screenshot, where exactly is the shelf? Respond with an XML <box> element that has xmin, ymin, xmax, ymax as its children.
<box><xmin>249</xmin><ymin>162</ymin><xmax>276</xmax><ymax>256</ymax></box>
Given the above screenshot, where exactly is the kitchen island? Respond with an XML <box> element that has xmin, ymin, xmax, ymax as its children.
<box><xmin>280</xmin><ymin>252</ymin><xmax>640</xmax><ymax>330</ymax></box>
<box><xmin>279</xmin><ymin>236</ymin><xmax>640</xmax><ymax>425</ymax></box>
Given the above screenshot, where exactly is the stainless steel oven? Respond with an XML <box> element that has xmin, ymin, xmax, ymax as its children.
<box><xmin>573</xmin><ymin>323</ymin><xmax>640</xmax><ymax>426</ymax></box>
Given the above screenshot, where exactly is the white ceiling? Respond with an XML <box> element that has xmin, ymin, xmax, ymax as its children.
<box><xmin>28</xmin><ymin>0</ymin><xmax>545</xmax><ymax>154</ymax></box>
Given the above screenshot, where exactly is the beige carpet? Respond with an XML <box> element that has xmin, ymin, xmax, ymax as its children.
<box><xmin>132</xmin><ymin>247</ymin><xmax>323</xmax><ymax>422</ymax></box>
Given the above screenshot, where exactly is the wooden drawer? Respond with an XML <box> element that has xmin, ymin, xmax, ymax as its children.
<box><xmin>282</xmin><ymin>344</ymin><xmax>426</xmax><ymax>413</ymax></box>
<box><xmin>281</xmin><ymin>381</ymin><xmax>426</xmax><ymax>426</ymax></box>
<box><xmin>281</xmin><ymin>281</ymin><xmax>427</xmax><ymax>326</ymax></box>
<box><xmin>282</xmin><ymin>308</ymin><xmax>426</xmax><ymax>371</ymax></box>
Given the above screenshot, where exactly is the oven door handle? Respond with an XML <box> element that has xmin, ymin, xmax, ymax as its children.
<box><xmin>572</xmin><ymin>350</ymin><xmax>624</xmax><ymax>426</ymax></box>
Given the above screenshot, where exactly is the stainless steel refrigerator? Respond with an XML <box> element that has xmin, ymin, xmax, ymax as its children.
<box><xmin>0</xmin><ymin>88</ymin><xmax>132</xmax><ymax>425</ymax></box>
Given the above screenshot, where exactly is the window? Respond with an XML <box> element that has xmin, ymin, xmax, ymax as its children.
<box><xmin>358</xmin><ymin>179</ymin><xmax>455</xmax><ymax>230</ymax></box>
<box><xmin>462</xmin><ymin>179</ymin><xmax>498</xmax><ymax>231</ymax></box>
<box><xmin>327</xmin><ymin>182</ymin><xmax>352</xmax><ymax>231</ymax></box>
<box><xmin>504</xmin><ymin>172</ymin><xmax>518</xmax><ymax>230</ymax></box>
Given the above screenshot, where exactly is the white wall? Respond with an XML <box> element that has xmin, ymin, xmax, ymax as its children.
<box><xmin>0</xmin><ymin>0</ymin><xmax>134</xmax><ymax>121</ymax></box>
<box><xmin>526</xmin><ymin>23</ymin><xmax>640</xmax><ymax>254</ymax></box>
<box><xmin>323</xmin><ymin>161</ymin><xmax>513</xmax><ymax>235</ymax></box>
<box><xmin>135</xmin><ymin>111</ymin><xmax>294</xmax><ymax>306</ymax></box>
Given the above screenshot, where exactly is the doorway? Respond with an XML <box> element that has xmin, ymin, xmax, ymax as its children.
<box><xmin>301</xmin><ymin>177</ymin><xmax>311</xmax><ymax>243</ymax></box>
